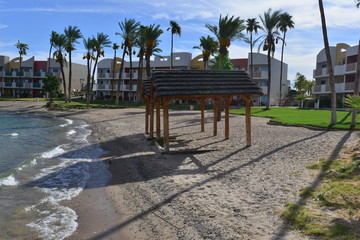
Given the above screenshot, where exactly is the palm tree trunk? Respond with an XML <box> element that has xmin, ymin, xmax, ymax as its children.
<box><xmin>68</xmin><ymin>51</ymin><xmax>72</xmax><ymax>102</ymax></box>
<box><xmin>250</xmin><ymin>34</ymin><xmax>253</xmax><ymax>80</ymax></box>
<box><xmin>115</xmin><ymin>47</ymin><xmax>126</xmax><ymax>106</ymax></box>
<box><xmin>18</xmin><ymin>54</ymin><xmax>22</xmax><ymax>98</ymax></box>
<box><xmin>60</xmin><ymin>61</ymin><xmax>67</xmax><ymax>101</ymax></box>
<box><xmin>279</xmin><ymin>31</ymin><xmax>286</xmax><ymax>106</ymax></box>
<box><xmin>136</xmin><ymin>54</ymin><xmax>144</xmax><ymax>105</ymax></box>
<box><xmin>91</xmin><ymin>55</ymin><xmax>100</xmax><ymax>102</ymax></box>
<box><xmin>351</xmin><ymin>40</ymin><xmax>360</xmax><ymax>125</ymax></box>
<box><xmin>47</xmin><ymin>45</ymin><xmax>52</xmax><ymax>74</ymax></box>
<box><xmin>266</xmin><ymin>48</ymin><xmax>272</xmax><ymax>110</ymax></box>
<box><xmin>86</xmin><ymin>57</ymin><xmax>91</xmax><ymax>105</ymax></box>
<box><xmin>319</xmin><ymin>0</ymin><xmax>337</xmax><ymax>125</ymax></box>
<box><xmin>112</xmin><ymin>51</ymin><xmax>116</xmax><ymax>92</ymax></box>
<box><xmin>129</xmin><ymin>47</ymin><xmax>133</xmax><ymax>102</ymax></box>
<box><xmin>170</xmin><ymin>34</ymin><xmax>173</xmax><ymax>69</ymax></box>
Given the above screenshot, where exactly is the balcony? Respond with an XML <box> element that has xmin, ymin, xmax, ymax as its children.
<box><xmin>252</xmin><ymin>71</ymin><xmax>268</xmax><ymax>79</ymax></box>
<box><xmin>346</xmin><ymin>63</ymin><xmax>356</xmax><ymax>72</ymax></box>
<box><xmin>33</xmin><ymin>83</ymin><xmax>41</xmax><ymax>88</ymax></box>
<box><xmin>334</xmin><ymin>65</ymin><xmax>345</xmax><ymax>76</ymax></box>
<box><xmin>313</xmin><ymin>68</ymin><xmax>328</xmax><ymax>78</ymax></box>
<box><xmin>312</xmin><ymin>82</ymin><xmax>359</xmax><ymax>94</ymax></box>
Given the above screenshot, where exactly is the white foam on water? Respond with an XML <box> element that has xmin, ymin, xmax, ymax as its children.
<box><xmin>0</xmin><ymin>174</ymin><xmax>19</xmax><ymax>186</ymax></box>
<box><xmin>67</xmin><ymin>130</ymin><xmax>76</xmax><ymax>136</ymax></box>
<box><xmin>41</xmin><ymin>146</ymin><xmax>65</xmax><ymax>159</ymax></box>
<box><xmin>10</xmin><ymin>133</ymin><xmax>18</xmax><ymax>137</ymax></box>
<box><xmin>59</xmin><ymin>119</ymin><xmax>73</xmax><ymax>128</ymax></box>
<box><xmin>26</xmin><ymin>121</ymin><xmax>110</xmax><ymax>240</ymax></box>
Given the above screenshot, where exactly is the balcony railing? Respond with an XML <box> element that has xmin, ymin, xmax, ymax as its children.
<box><xmin>346</xmin><ymin>62</ymin><xmax>356</xmax><ymax>72</ymax></box>
<box><xmin>33</xmin><ymin>83</ymin><xmax>41</xmax><ymax>88</ymax></box>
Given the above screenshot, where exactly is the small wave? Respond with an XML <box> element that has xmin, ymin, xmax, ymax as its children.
<box><xmin>0</xmin><ymin>174</ymin><xmax>19</xmax><ymax>186</ymax></box>
<box><xmin>10</xmin><ymin>133</ymin><xmax>18</xmax><ymax>137</ymax></box>
<box><xmin>67</xmin><ymin>130</ymin><xmax>76</xmax><ymax>136</ymax></box>
<box><xmin>59</xmin><ymin>119</ymin><xmax>73</xmax><ymax>128</ymax></box>
<box><xmin>41</xmin><ymin>146</ymin><xmax>65</xmax><ymax>159</ymax></box>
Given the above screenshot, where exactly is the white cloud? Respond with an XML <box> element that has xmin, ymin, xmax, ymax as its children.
<box><xmin>0</xmin><ymin>24</ymin><xmax>7</xmax><ymax>29</ymax></box>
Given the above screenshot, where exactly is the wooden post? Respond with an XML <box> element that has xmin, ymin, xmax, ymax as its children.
<box><xmin>156</xmin><ymin>100</ymin><xmax>161</xmax><ymax>138</ymax></box>
<box><xmin>244</xmin><ymin>96</ymin><xmax>252</xmax><ymax>147</ymax></box>
<box><xmin>201</xmin><ymin>98</ymin><xmax>205</xmax><ymax>132</ymax></box>
<box><xmin>145</xmin><ymin>98</ymin><xmax>149</xmax><ymax>134</ymax></box>
<box><xmin>163</xmin><ymin>98</ymin><xmax>170</xmax><ymax>152</ymax></box>
<box><xmin>213</xmin><ymin>98</ymin><xmax>218</xmax><ymax>136</ymax></box>
<box><xmin>224</xmin><ymin>96</ymin><xmax>231</xmax><ymax>139</ymax></box>
<box><xmin>150</xmin><ymin>100</ymin><xmax>154</xmax><ymax>138</ymax></box>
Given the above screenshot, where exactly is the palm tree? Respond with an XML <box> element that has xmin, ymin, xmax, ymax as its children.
<box><xmin>206</xmin><ymin>15</ymin><xmax>245</xmax><ymax>120</ymax></box>
<box><xmin>15</xmin><ymin>40</ymin><xmax>29</xmax><ymax>97</ymax></box>
<box><xmin>318</xmin><ymin>0</ymin><xmax>336</xmax><ymax>125</ymax></box>
<box><xmin>351</xmin><ymin>2</ymin><xmax>360</xmax><ymax>125</ymax></box>
<box><xmin>112</xmin><ymin>43</ymin><xmax>119</xmax><ymax>92</ymax></box>
<box><xmin>246</xmin><ymin>18</ymin><xmax>262</xmax><ymax>80</ymax></box>
<box><xmin>64</xmin><ymin>25</ymin><xmax>82</xmax><ymax>102</ymax></box>
<box><xmin>91</xmin><ymin>32</ymin><xmax>111</xmax><ymax>102</ymax></box>
<box><xmin>357</xmin><ymin>0</ymin><xmax>360</xmax><ymax>8</ymax></box>
<box><xmin>83</xmin><ymin>37</ymin><xmax>96</xmax><ymax>104</ymax></box>
<box><xmin>52</xmin><ymin>34</ymin><xmax>67</xmax><ymax>101</ymax></box>
<box><xmin>193</xmin><ymin>35</ymin><xmax>218</xmax><ymax>69</ymax></box>
<box><xmin>167</xmin><ymin>21</ymin><xmax>181</xmax><ymax>69</ymax></box>
<box><xmin>277</xmin><ymin>13</ymin><xmax>294</xmax><ymax>106</ymax></box>
<box><xmin>143</xmin><ymin>24</ymin><xmax>164</xmax><ymax>77</ymax></box>
<box><xmin>48</xmin><ymin>31</ymin><xmax>58</xmax><ymax>74</ymax></box>
<box><xmin>115</xmin><ymin>18</ymin><xmax>140</xmax><ymax>105</ymax></box>
<box><xmin>206</xmin><ymin>15</ymin><xmax>245</xmax><ymax>70</ymax></box>
<box><xmin>258</xmin><ymin>8</ymin><xmax>282</xmax><ymax>110</ymax></box>
<box><xmin>210</xmin><ymin>54</ymin><xmax>233</xmax><ymax>70</ymax></box>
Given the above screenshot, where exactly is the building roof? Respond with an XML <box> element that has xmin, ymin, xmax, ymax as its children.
<box><xmin>148</xmin><ymin>69</ymin><xmax>263</xmax><ymax>98</ymax></box>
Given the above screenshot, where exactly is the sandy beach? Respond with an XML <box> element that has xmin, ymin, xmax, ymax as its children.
<box><xmin>1</xmin><ymin>101</ymin><xmax>359</xmax><ymax>240</ymax></box>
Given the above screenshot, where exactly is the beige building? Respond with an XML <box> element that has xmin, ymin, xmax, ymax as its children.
<box><xmin>312</xmin><ymin>43</ymin><xmax>359</xmax><ymax>108</ymax></box>
<box><xmin>0</xmin><ymin>55</ymin><xmax>87</xmax><ymax>98</ymax></box>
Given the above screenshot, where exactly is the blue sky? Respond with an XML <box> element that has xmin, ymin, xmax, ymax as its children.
<box><xmin>0</xmin><ymin>0</ymin><xmax>359</xmax><ymax>85</ymax></box>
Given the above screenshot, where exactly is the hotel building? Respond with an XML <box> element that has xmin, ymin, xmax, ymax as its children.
<box><xmin>312</xmin><ymin>43</ymin><xmax>359</xmax><ymax>107</ymax></box>
<box><xmin>0</xmin><ymin>55</ymin><xmax>87</xmax><ymax>98</ymax></box>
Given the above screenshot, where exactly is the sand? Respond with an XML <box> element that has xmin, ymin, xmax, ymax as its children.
<box><xmin>1</xmin><ymin>101</ymin><xmax>359</xmax><ymax>240</ymax></box>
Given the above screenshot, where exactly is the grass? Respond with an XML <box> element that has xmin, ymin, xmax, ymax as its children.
<box><xmin>0</xmin><ymin>97</ymin><xmax>46</xmax><ymax>102</ymax></box>
<box><xmin>282</xmin><ymin>141</ymin><xmax>360</xmax><ymax>239</ymax></box>
<box><xmin>230</xmin><ymin>107</ymin><xmax>360</xmax><ymax>130</ymax></box>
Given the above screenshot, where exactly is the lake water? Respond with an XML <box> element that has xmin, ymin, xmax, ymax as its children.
<box><xmin>0</xmin><ymin>111</ymin><xmax>110</xmax><ymax>239</ymax></box>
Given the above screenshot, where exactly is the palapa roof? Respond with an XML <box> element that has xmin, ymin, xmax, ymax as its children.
<box><xmin>147</xmin><ymin>70</ymin><xmax>263</xmax><ymax>98</ymax></box>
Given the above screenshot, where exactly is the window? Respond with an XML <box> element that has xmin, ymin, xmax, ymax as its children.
<box><xmin>320</xmin><ymin>80</ymin><xmax>326</xmax><ymax>85</ymax></box>
<box><xmin>260</xmin><ymin>66</ymin><xmax>268</xmax><ymax>71</ymax></box>
<box><xmin>175</xmin><ymin>57</ymin><xmax>180</xmax><ymax>60</ymax></box>
<box><xmin>259</xmin><ymin>81</ymin><xmax>268</xmax><ymax>86</ymax></box>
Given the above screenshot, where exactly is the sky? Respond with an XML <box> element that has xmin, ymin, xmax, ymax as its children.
<box><xmin>0</xmin><ymin>0</ymin><xmax>359</xmax><ymax>86</ymax></box>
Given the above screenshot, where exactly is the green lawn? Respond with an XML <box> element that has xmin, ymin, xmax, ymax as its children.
<box><xmin>230</xmin><ymin>107</ymin><xmax>360</xmax><ymax>130</ymax></box>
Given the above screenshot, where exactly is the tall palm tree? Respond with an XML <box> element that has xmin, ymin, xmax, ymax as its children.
<box><xmin>48</xmin><ymin>31</ymin><xmax>58</xmax><ymax>74</ymax></box>
<box><xmin>193</xmin><ymin>35</ymin><xmax>218</xmax><ymax>69</ymax></box>
<box><xmin>167</xmin><ymin>21</ymin><xmax>181</xmax><ymax>69</ymax></box>
<box><xmin>143</xmin><ymin>24</ymin><xmax>164</xmax><ymax>77</ymax></box>
<box><xmin>64</xmin><ymin>25</ymin><xmax>82</xmax><ymax>102</ymax></box>
<box><xmin>91</xmin><ymin>32</ymin><xmax>111</xmax><ymax>101</ymax></box>
<box><xmin>351</xmin><ymin>2</ymin><xmax>360</xmax><ymax>125</ymax></box>
<box><xmin>15</xmin><ymin>41</ymin><xmax>29</xmax><ymax>98</ymax></box>
<box><xmin>357</xmin><ymin>0</ymin><xmax>360</xmax><ymax>8</ymax></box>
<box><xmin>206</xmin><ymin>14</ymin><xmax>245</xmax><ymax>120</ymax></box>
<box><xmin>277</xmin><ymin>13</ymin><xmax>294</xmax><ymax>106</ymax></box>
<box><xmin>83</xmin><ymin>37</ymin><xmax>96</xmax><ymax>104</ymax></box>
<box><xmin>52</xmin><ymin>34</ymin><xmax>67</xmax><ymax>101</ymax></box>
<box><xmin>246</xmin><ymin>18</ymin><xmax>262</xmax><ymax>80</ymax></box>
<box><xmin>258</xmin><ymin>8</ymin><xmax>282</xmax><ymax>110</ymax></box>
<box><xmin>318</xmin><ymin>0</ymin><xmax>336</xmax><ymax>125</ymax></box>
<box><xmin>206</xmin><ymin>15</ymin><xmax>245</xmax><ymax>70</ymax></box>
<box><xmin>115</xmin><ymin>18</ymin><xmax>140</xmax><ymax>105</ymax></box>
<box><xmin>112</xmin><ymin>43</ymin><xmax>119</xmax><ymax>92</ymax></box>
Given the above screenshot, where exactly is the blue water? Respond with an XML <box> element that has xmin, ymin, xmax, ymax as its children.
<box><xmin>0</xmin><ymin>111</ymin><xmax>110</xmax><ymax>240</ymax></box>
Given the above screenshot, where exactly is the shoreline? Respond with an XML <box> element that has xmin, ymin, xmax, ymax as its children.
<box><xmin>1</xmin><ymin>101</ymin><xmax>359</xmax><ymax>239</ymax></box>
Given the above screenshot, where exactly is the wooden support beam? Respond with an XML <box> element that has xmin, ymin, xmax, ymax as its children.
<box><xmin>150</xmin><ymin>100</ymin><xmax>154</xmax><ymax>138</ymax></box>
<box><xmin>243</xmin><ymin>96</ymin><xmax>252</xmax><ymax>147</ymax></box>
<box><xmin>201</xmin><ymin>98</ymin><xmax>205</xmax><ymax>132</ymax></box>
<box><xmin>213</xmin><ymin>98</ymin><xmax>218</xmax><ymax>136</ymax></box>
<box><xmin>156</xmin><ymin>101</ymin><xmax>161</xmax><ymax>138</ymax></box>
<box><xmin>145</xmin><ymin>98</ymin><xmax>149</xmax><ymax>134</ymax></box>
<box><xmin>224</xmin><ymin>96</ymin><xmax>231</xmax><ymax>139</ymax></box>
<box><xmin>163</xmin><ymin>98</ymin><xmax>170</xmax><ymax>152</ymax></box>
